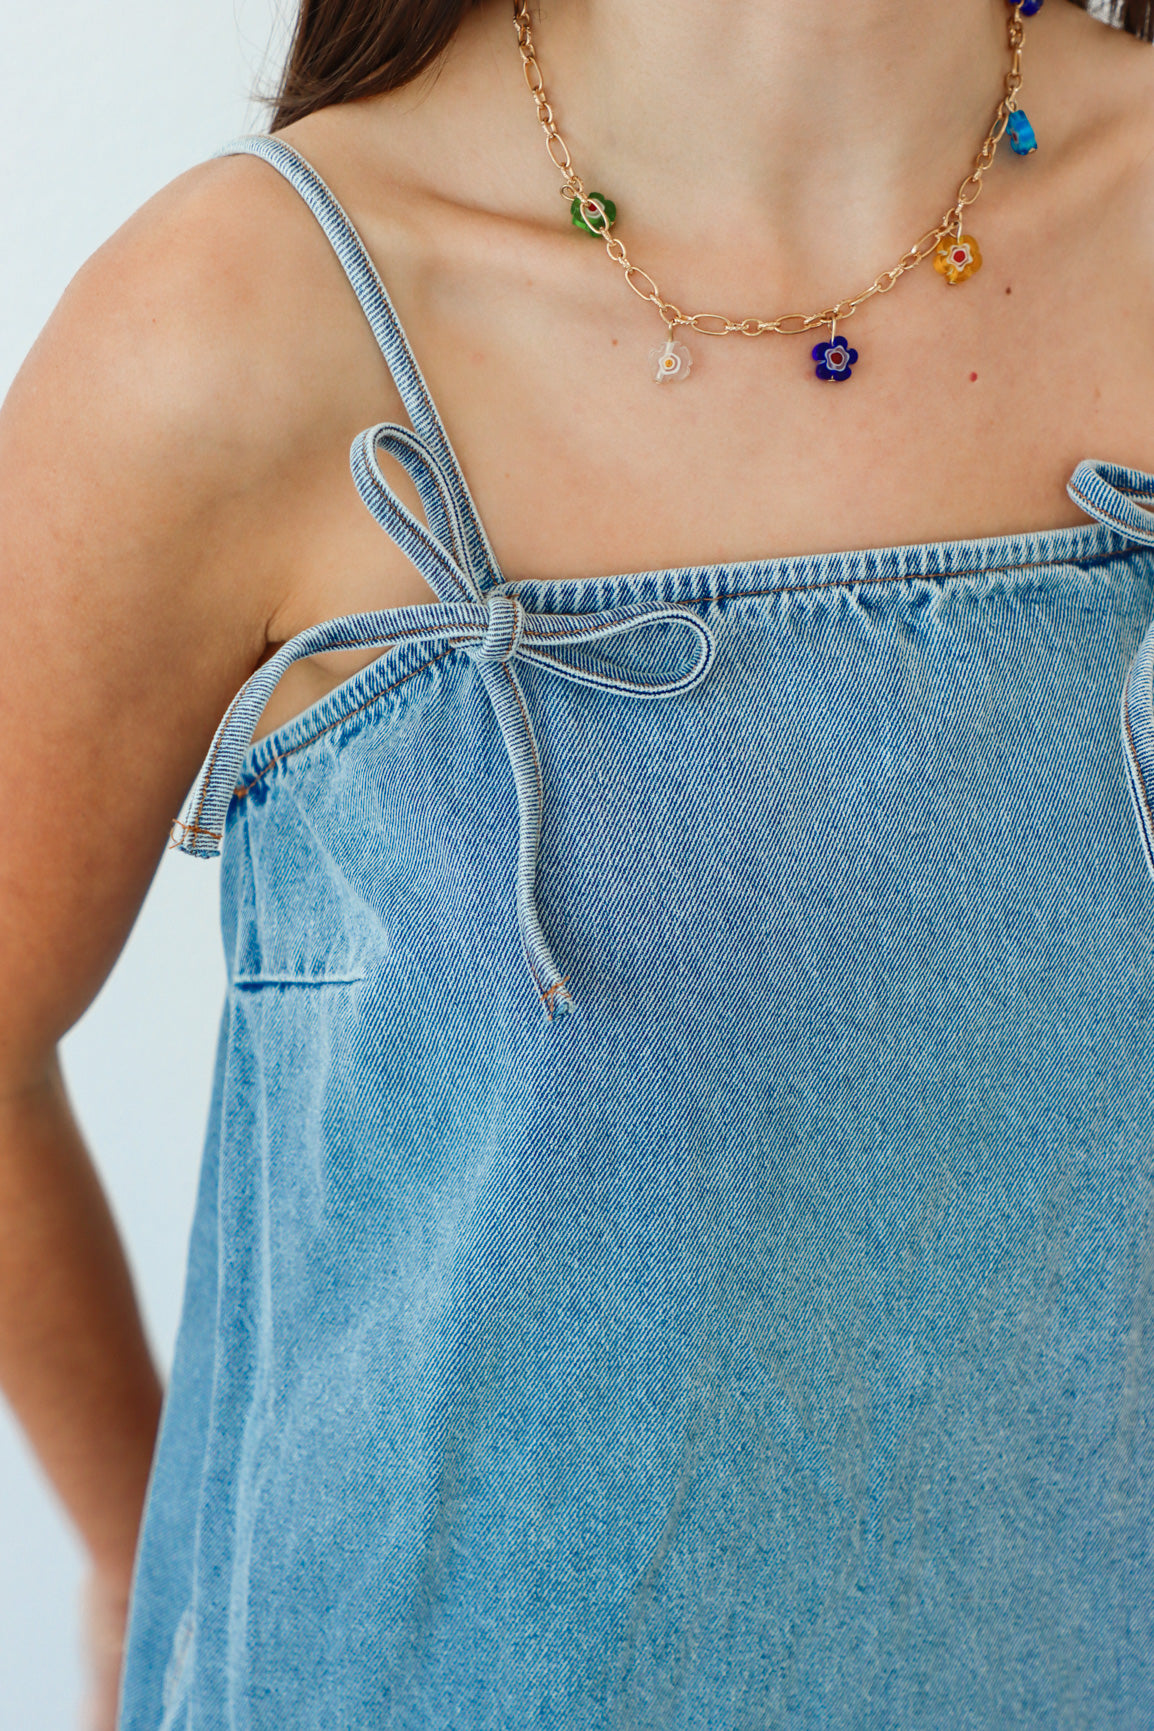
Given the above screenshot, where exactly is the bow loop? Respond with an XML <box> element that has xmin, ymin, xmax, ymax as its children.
<box><xmin>174</xmin><ymin>585</ymin><xmax>718</xmax><ymax>1019</ymax></box>
<box><xmin>1068</xmin><ymin>460</ymin><xmax>1154</xmax><ymax>548</ymax></box>
<box><xmin>514</xmin><ymin>602</ymin><xmax>717</xmax><ymax>697</ymax></box>
<box><xmin>350</xmin><ymin>426</ymin><xmax>482</xmax><ymax>604</ymax></box>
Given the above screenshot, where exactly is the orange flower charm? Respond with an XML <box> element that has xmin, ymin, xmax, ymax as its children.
<box><xmin>935</xmin><ymin>234</ymin><xmax>983</xmax><ymax>285</ymax></box>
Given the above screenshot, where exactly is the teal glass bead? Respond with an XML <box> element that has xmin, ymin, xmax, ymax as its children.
<box><xmin>570</xmin><ymin>192</ymin><xmax>616</xmax><ymax>235</ymax></box>
<box><xmin>1007</xmin><ymin>110</ymin><xmax>1038</xmax><ymax>155</ymax></box>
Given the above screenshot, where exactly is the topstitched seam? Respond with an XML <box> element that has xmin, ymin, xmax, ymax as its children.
<box><xmin>235</xmin><ymin>648</ymin><xmax>455</xmax><ymax>797</ymax></box>
<box><xmin>185</xmin><ymin>683</ymin><xmax>252</xmax><ymax>838</ymax></box>
<box><xmin>1123</xmin><ymin>690</ymin><xmax>1154</xmax><ymax>862</ymax></box>
<box><xmin>512</xmin><ymin>548</ymin><xmax>1127</xmax><ymax>614</ymax></box>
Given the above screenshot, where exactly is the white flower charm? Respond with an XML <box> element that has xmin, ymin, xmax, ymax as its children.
<box><xmin>649</xmin><ymin>336</ymin><xmax>692</xmax><ymax>383</ymax></box>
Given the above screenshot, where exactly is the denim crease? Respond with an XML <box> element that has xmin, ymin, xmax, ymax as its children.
<box><xmin>119</xmin><ymin>133</ymin><xmax>1154</xmax><ymax>1730</ymax></box>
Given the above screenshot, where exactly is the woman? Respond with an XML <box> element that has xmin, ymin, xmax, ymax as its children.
<box><xmin>2</xmin><ymin>0</ymin><xmax>1153</xmax><ymax>1724</ymax></box>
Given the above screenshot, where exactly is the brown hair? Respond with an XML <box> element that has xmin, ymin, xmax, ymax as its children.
<box><xmin>270</xmin><ymin>0</ymin><xmax>1153</xmax><ymax>133</ymax></box>
<box><xmin>1068</xmin><ymin>0</ymin><xmax>1153</xmax><ymax>36</ymax></box>
<box><xmin>271</xmin><ymin>0</ymin><xmax>479</xmax><ymax>132</ymax></box>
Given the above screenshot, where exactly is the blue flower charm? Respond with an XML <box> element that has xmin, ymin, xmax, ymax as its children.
<box><xmin>812</xmin><ymin>336</ymin><xmax>859</xmax><ymax>383</ymax></box>
<box><xmin>1015</xmin><ymin>0</ymin><xmax>1044</xmax><ymax>14</ymax></box>
<box><xmin>1007</xmin><ymin>110</ymin><xmax>1038</xmax><ymax>154</ymax></box>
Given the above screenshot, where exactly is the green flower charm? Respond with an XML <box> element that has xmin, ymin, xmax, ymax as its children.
<box><xmin>570</xmin><ymin>192</ymin><xmax>616</xmax><ymax>235</ymax></box>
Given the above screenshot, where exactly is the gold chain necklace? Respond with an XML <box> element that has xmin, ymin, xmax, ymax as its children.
<box><xmin>513</xmin><ymin>0</ymin><xmax>1042</xmax><ymax>383</ymax></box>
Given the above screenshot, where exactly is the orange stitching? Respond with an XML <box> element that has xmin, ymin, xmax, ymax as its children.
<box><xmin>235</xmin><ymin>648</ymin><xmax>455</xmax><ymax>798</ymax></box>
<box><xmin>168</xmin><ymin>818</ymin><xmax>224</xmax><ymax>852</ymax></box>
<box><xmin>210</xmin><ymin>535</ymin><xmax>1134</xmax><ymax>1012</ymax></box>
<box><xmin>187</xmin><ymin>682</ymin><xmax>250</xmax><ymax>838</ymax></box>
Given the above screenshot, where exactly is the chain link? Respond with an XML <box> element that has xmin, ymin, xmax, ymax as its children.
<box><xmin>513</xmin><ymin>0</ymin><xmax>1031</xmax><ymax>337</ymax></box>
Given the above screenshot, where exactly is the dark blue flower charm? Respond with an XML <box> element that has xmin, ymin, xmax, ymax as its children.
<box><xmin>1012</xmin><ymin>0</ymin><xmax>1044</xmax><ymax>14</ymax></box>
<box><xmin>812</xmin><ymin>335</ymin><xmax>859</xmax><ymax>383</ymax></box>
<box><xmin>1007</xmin><ymin>110</ymin><xmax>1038</xmax><ymax>154</ymax></box>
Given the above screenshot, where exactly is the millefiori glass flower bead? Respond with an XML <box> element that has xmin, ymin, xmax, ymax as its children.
<box><xmin>812</xmin><ymin>336</ymin><xmax>858</xmax><ymax>382</ymax></box>
<box><xmin>570</xmin><ymin>192</ymin><xmax>616</xmax><ymax>235</ymax></box>
<box><xmin>650</xmin><ymin>337</ymin><xmax>692</xmax><ymax>383</ymax></box>
<box><xmin>934</xmin><ymin>233</ymin><xmax>983</xmax><ymax>285</ymax></box>
<box><xmin>1007</xmin><ymin>110</ymin><xmax>1038</xmax><ymax>154</ymax></box>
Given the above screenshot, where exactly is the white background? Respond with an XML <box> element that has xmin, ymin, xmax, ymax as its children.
<box><xmin>1</xmin><ymin>4</ymin><xmax>288</xmax><ymax>1724</ymax></box>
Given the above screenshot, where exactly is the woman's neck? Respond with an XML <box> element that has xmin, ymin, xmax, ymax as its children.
<box><xmin>512</xmin><ymin>0</ymin><xmax>1011</xmax><ymax>270</ymax></box>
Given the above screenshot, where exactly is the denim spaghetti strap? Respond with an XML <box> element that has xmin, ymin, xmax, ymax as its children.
<box><xmin>1068</xmin><ymin>459</ymin><xmax>1154</xmax><ymax>879</ymax></box>
<box><xmin>218</xmin><ymin>133</ymin><xmax>501</xmax><ymax>596</ymax></box>
<box><xmin>172</xmin><ymin>135</ymin><xmax>717</xmax><ymax>1018</ymax></box>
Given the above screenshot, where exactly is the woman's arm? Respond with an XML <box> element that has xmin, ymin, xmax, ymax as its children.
<box><xmin>0</xmin><ymin>159</ymin><xmax>334</xmax><ymax>1727</ymax></box>
<box><xmin>0</xmin><ymin>1065</ymin><xmax>164</xmax><ymax>1725</ymax></box>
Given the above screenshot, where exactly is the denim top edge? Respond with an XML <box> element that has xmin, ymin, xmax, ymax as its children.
<box><xmin>235</xmin><ymin>517</ymin><xmax>1137</xmax><ymax>787</ymax></box>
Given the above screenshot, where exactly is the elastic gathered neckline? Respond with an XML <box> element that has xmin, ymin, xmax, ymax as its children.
<box><xmin>238</xmin><ymin>515</ymin><xmax>1144</xmax><ymax>791</ymax></box>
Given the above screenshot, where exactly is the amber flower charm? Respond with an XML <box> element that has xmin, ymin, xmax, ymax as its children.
<box><xmin>935</xmin><ymin>234</ymin><xmax>983</xmax><ymax>285</ymax></box>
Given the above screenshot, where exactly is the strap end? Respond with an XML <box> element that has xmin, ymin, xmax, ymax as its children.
<box><xmin>169</xmin><ymin>817</ymin><xmax>223</xmax><ymax>859</ymax></box>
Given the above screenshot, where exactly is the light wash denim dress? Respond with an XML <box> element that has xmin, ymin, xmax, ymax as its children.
<box><xmin>118</xmin><ymin>136</ymin><xmax>1154</xmax><ymax>1730</ymax></box>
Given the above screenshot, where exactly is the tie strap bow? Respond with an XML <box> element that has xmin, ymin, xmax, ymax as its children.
<box><xmin>175</xmin><ymin>584</ymin><xmax>716</xmax><ymax>1018</ymax></box>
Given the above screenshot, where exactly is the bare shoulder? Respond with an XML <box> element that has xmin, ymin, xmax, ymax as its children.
<box><xmin>11</xmin><ymin>149</ymin><xmax>403</xmax><ymax>476</ymax></box>
<box><xmin>1</xmin><ymin>143</ymin><xmax>421</xmax><ymax>655</ymax></box>
<box><xmin>1</xmin><ymin>155</ymin><xmax>311</xmax><ymax>640</ymax></box>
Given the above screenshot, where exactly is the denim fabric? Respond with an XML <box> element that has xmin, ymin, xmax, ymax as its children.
<box><xmin>119</xmin><ymin>135</ymin><xmax>1154</xmax><ymax>1730</ymax></box>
